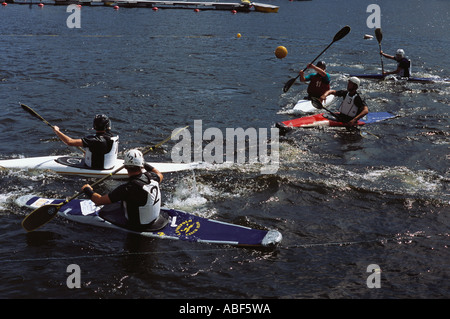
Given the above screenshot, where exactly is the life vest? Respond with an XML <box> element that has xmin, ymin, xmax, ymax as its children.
<box><xmin>339</xmin><ymin>92</ymin><xmax>360</xmax><ymax>118</ymax></box>
<box><xmin>397</xmin><ymin>58</ymin><xmax>411</xmax><ymax>77</ymax></box>
<box><xmin>84</xmin><ymin>135</ymin><xmax>119</xmax><ymax>170</ymax></box>
<box><xmin>123</xmin><ymin>173</ymin><xmax>161</xmax><ymax>226</ymax></box>
<box><xmin>307</xmin><ymin>73</ymin><xmax>331</xmax><ymax>98</ymax></box>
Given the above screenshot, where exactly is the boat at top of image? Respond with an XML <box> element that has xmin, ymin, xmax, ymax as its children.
<box><xmin>349</xmin><ymin>74</ymin><xmax>450</xmax><ymax>83</ymax></box>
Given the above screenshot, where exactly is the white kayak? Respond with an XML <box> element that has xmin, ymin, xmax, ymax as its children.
<box><xmin>291</xmin><ymin>94</ymin><xmax>336</xmax><ymax>114</ymax></box>
<box><xmin>0</xmin><ymin>155</ymin><xmax>207</xmax><ymax>179</ymax></box>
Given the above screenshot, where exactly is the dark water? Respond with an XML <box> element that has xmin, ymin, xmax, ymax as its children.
<box><xmin>0</xmin><ymin>0</ymin><xmax>448</xmax><ymax>300</ymax></box>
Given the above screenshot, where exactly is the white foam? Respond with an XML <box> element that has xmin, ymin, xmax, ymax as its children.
<box><xmin>165</xmin><ymin>173</ymin><xmax>217</xmax><ymax>218</ymax></box>
<box><xmin>0</xmin><ymin>190</ymin><xmax>32</xmax><ymax>211</ymax></box>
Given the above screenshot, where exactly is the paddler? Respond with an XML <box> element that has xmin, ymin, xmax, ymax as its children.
<box><xmin>81</xmin><ymin>149</ymin><xmax>164</xmax><ymax>230</ymax></box>
<box><xmin>53</xmin><ymin>114</ymin><xmax>119</xmax><ymax>170</ymax></box>
<box><xmin>320</xmin><ymin>76</ymin><xmax>369</xmax><ymax>126</ymax></box>
<box><xmin>380</xmin><ymin>48</ymin><xmax>411</xmax><ymax>78</ymax></box>
<box><xmin>299</xmin><ymin>61</ymin><xmax>331</xmax><ymax>103</ymax></box>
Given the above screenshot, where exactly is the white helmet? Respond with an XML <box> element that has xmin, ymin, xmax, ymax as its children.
<box><xmin>124</xmin><ymin>149</ymin><xmax>144</xmax><ymax>167</ymax></box>
<box><xmin>348</xmin><ymin>76</ymin><xmax>361</xmax><ymax>88</ymax></box>
<box><xmin>396</xmin><ymin>49</ymin><xmax>405</xmax><ymax>58</ymax></box>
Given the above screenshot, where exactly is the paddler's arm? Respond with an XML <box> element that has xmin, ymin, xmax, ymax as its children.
<box><xmin>320</xmin><ymin>89</ymin><xmax>337</xmax><ymax>100</ymax></box>
<box><xmin>308</xmin><ymin>63</ymin><xmax>327</xmax><ymax>77</ymax></box>
<box><xmin>383</xmin><ymin>67</ymin><xmax>401</xmax><ymax>76</ymax></box>
<box><xmin>380</xmin><ymin>50</ymin><xmax>395</xmax><ymax>60</ymax></box>
<box><xmin>380</xmin><ymin>51</ymin><xmax>401</xmax><ymax>75</ymax></box>
<box><xmin>144</xmin><ymin>163</ymin><xmax>163</xmax><ymax>183</ymax></box>
<box><xmin>299</xmin><ymin>70</ymin><xmax>306</xmax><ymax>82</ymax></box>
<box><xmin>82</xmin><ymin>184</ymin><xmax>112</xmax><ymax>206</ymax></box>
<box><xmin>348</xmin><ymin>105</ymin><xmax>369</xmax><ymax>126</ymax></box>
<box><xmin>53</xmin><ymin>126</ymin><xmax>84</xmax><ymax>147</ymax></box>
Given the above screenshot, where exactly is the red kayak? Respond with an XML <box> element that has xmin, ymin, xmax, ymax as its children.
<box><xmin>276</xmin><ymin>112</ymin><xmax>395</xmax><ymax>130</ymax></box>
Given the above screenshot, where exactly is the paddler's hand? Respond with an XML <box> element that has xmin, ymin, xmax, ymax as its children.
<box><xmin>348</xmin><ymin>118</ymin><xmax>358</xmax><ymax>126</ymax></box>
<box><xmin>82</xmin><ymin>184</ymin><xmax>95</xmax><ymax>199</ymax></box>
<box><xmin>81</xmin><ymin>184</ymin><xmax>92</xmax><ymax>191</ymax></box>
<box><xmin>53</xmin><ymin>125</ymin><xmax>60</xmax><ymax>133</ymax></box>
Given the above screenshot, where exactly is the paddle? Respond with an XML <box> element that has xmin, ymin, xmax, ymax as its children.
<box><xmin>310</xmin><ymin>97</ymin><xmax>342</xmax><ymax>121</ymax></box>
<box><xmin>283</xmin><ymin>25</ymin><xmax>351</xmax><ymax>93</ymax></box>
<box><xmin>20</xmin><ymin>103</ymin><xmax>85</xmax><ymax>154</ymax></box>
<box><xmin>375</xmin><ymin>28</ymin><xmax>384</xmax><ymax>76</ymax></box>
<box><xmin>21</xmin><ymin>125</ymin><xmax>189</xmax><ymax>232</ymax></box>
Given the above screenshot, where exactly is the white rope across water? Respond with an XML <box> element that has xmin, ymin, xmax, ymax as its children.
<box><xmin>0</xmin><ymin>232</ymin><xmax>425</xmax><ymax>263</ymax></box>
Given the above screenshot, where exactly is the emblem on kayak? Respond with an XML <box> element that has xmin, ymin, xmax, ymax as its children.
<box><xmin>66</xmin><ymin>158</ymin><xmax>83</xmax><ymax>165</ymax></box>
<box><xmin>175</xmin><ymin>219</ymin><xmax>200</xmax><ymax>237</ymax></box>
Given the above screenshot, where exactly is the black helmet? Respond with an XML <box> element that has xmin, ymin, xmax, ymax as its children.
<box><xmin>93</xmin><ymin>114</ymin><xmax>110</xmax><ymax>131</ymax></box>
<box><xmin>316</xmin><ymin>61</ymin><xmax>326</xmax><ymax>70</ymax></box>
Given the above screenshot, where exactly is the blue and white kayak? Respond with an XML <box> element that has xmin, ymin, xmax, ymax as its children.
<box><xmin>0</xmin><ymin>156</ymin><xmax>207</xmax><ymax>179</ymax></box>
<box><xmin>16</xmin><ymin>195</ymin><xmax>282</xmax><ymax>247</ymax></box>
<box><xmin>350</xmin><ymin>74</ymin><xmax>449</xmax><ymax>83</ymax></box>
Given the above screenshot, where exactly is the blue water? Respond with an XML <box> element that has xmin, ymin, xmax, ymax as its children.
<box><xmin>0</xmin><ymin>0</ymin><xmax>448</xmax><ymax>300</ymax></box>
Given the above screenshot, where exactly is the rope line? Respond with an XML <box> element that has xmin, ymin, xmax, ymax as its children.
<box><xmin>0</xmin><ymin>233</ymin><xmax>425</xmax><ymax>263</ymax></box>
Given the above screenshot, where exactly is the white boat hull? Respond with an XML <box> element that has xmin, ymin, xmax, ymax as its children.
<box><xmin>0</xmin><ymin>155</ymin><xmax>206</xmax><ymax>179</ymax></box>
<box><xmin>291</xmin><ymin>94</ymin><xmax>335</xmax><ymax>114</ymax></box>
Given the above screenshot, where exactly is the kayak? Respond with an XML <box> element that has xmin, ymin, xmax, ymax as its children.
<box><xmin>16</xmin><ymin>195</ymin><xmax>283</xmax><ymax>247</ymax></box>
<box><xmin>0</xmin><ymin>155</ymin><xmax>206</xmax><ymax>179</ymax></box>
<box><xmin>291</xmin><ymin>94</ymin><xmax>336</xmax><ymax>114</ymax></box>
<box><xmin>276</xmin><ymin>112</ymin><xmax>395</xmax><ymax>130</ymax></box>
<box><xmin>350</xmin><ymin>74</ymin><xmax>450</xmax><ymax>83</ymax></box>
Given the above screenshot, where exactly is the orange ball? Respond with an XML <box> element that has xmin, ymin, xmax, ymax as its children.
<box><xmin>275</xmin><ymin>46</ymin><xmax>288</xmax><ymax>59</ymax></box>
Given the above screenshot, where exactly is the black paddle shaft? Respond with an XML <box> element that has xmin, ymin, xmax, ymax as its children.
<box><xmin>304</xmin><ymin>26</ymin><xmax>351</xmax><ymax>71</ymax></box>
<box><xmin>20</xmin><ymin>103</ymin><xmax>86</xmax><ymax>154</ymax></box>
<box><xmin>283</xmin><ymin>26</ymin><xmax>351</xmax><ymax>93</ymax></box>
<box><xmin>310</xmin><ymin>97</ymin><xmax>346</xmax><ymax>122</ymax></box>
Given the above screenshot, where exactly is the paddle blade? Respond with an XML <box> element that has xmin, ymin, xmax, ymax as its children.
<box><xmin>21</xmin><ymin>204</ymin><xmax>61</xmax><ymax>232</ymax></box>
<box><xmin>375</xmin><ymin>28</ymin><xmax>383</xmax><ymax>43</ymax></box>
<box><xmin>333</xmin><ymin>25</ymin><xmax>351</xmax><ymax>42</ymax></box>
<box><xmin>21</xmin><ymin>103</ymin><xmax>39</xmax><ymax>119</ymax></box>
<box><xmin>283</xmin><ymin>77</ymin><xmax>297</xmax><ymax>93</ymax></box>
<box><xmin>20</xmin><ymin>103</ymin><xmax>53</xmax><ymax>128</ymax></box>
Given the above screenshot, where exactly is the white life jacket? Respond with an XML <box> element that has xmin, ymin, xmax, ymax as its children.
<box><xmin>339</xmin><ymin>93</ymin><xmax>359</xmax><ymax>118</ymax></box>
<box><xmin>84</xmin><ymin>135</ymin><xmax>119</xmax><ymax>170</ymax></box>
<box><xmin>123</xmin><ymin>178</ymin><xmax>161</xmax><ymax>225</ymax></box>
